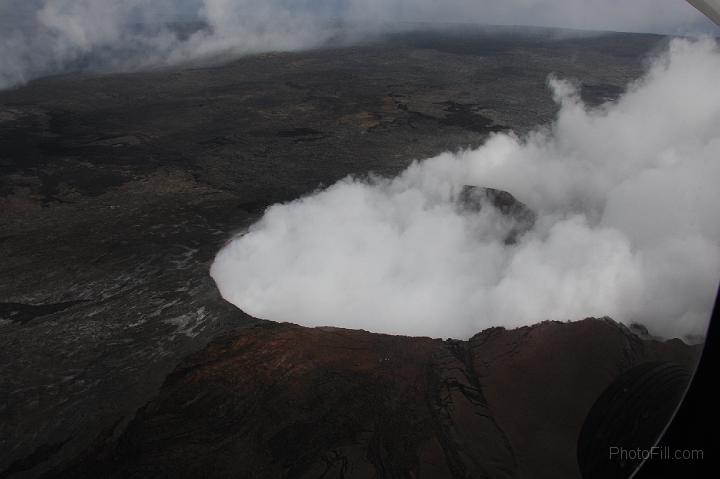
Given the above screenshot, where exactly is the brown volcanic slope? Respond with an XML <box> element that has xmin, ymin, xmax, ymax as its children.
<box><xmin>59</xmin><ymin>318</ymin><xmax>699</xmax><ymax>479</ymax></box>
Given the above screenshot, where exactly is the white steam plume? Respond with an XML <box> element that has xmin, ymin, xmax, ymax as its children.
<box><xmin>0</xmin><ymin>0</ymin><xmax>346</xmax><ymax>89</ymax></box>
<box><xmin>211</xmin><ymin>38</ymin><xmax>720</xmax><ymax>341</ymax></box>
<box><xmin>0</xmin><ymin>0</ymin><xmax>716</xmax><ymax>89</ymax></box>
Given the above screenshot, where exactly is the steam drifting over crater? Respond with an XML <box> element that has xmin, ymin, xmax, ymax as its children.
<box><xmin>211</xmin><ymin>38</ymin><xmax>720</xmax><ymax>341</ymax></box>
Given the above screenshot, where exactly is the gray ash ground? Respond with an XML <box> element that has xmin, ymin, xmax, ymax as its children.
<box><xmin>0</xmin><ymin>28</ymin><xmax>670</xmax><ymax>477</ymax></box>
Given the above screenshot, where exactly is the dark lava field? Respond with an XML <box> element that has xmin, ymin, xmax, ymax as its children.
<box><xmin>0</xmin><ymin>28</ymin><xmax>699</xmax><ymax>478</ymax></box>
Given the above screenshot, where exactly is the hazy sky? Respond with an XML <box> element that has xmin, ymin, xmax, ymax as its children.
<box><xmin>3</xmin><ymin>0</ymin><xmax>714</xmax><ymax>32</ymax></box>
<box><xmin>0</xmin><ymin>0</ymin><xmax>716</xmax><ymax>88</ymax></box>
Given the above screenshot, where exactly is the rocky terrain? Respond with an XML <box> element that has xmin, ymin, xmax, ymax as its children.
<box><xmin>54</xmin><ymin>318</ymin><xmax>699</xmax><ymax>479</ymax></box>
<box><xmin>0</xmin><ymin>27</ymin><xmax>695</xmax><ymax>478</ymax></box>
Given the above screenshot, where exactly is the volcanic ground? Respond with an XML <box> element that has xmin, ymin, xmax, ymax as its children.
<box><xmin>0</xmin><ymin>27</ymin><xmax>701</xmax><ymax>478</ymax></box>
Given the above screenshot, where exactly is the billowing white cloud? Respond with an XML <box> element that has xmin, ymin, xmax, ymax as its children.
<box><xmin>211</xmin><ymin>38</ymin><xmax>720</xmax><ymax>341</ymax></box>
<box><xmin>0</xmin><ymin>0</ymin><xmax>716</xmax><ymax>89</ymax></box>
